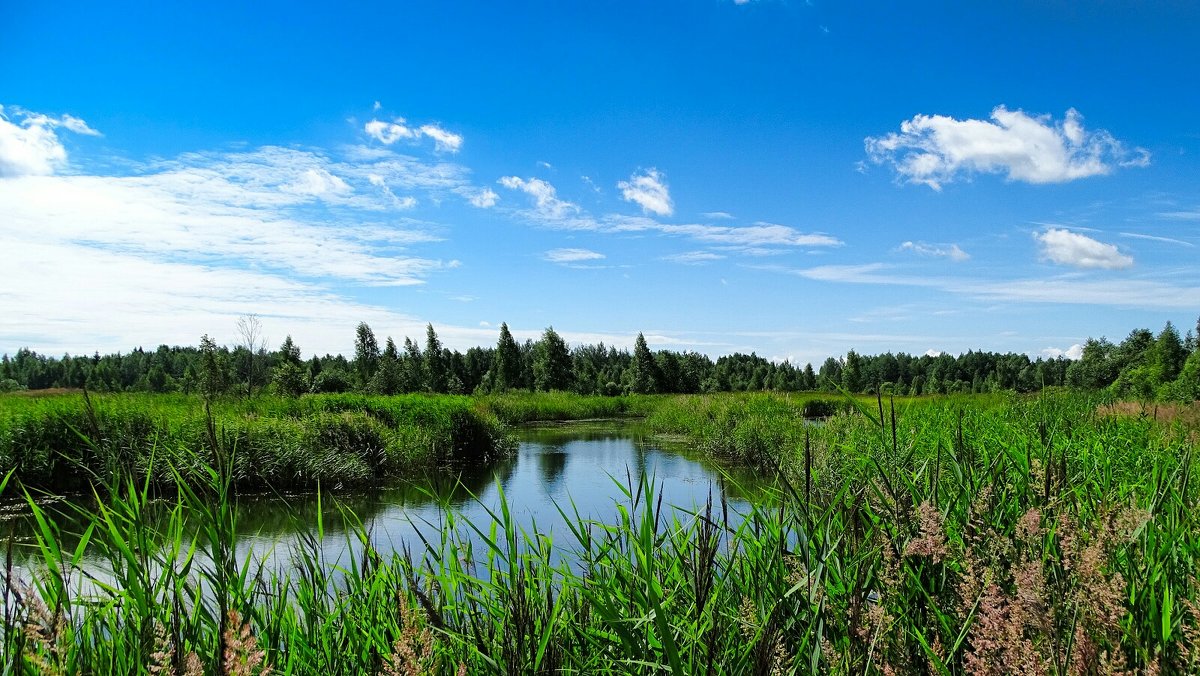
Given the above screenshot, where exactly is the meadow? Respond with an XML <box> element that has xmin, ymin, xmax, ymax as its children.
<box><xmin>1</xmin><ymin>390</ymin><xmax>1197</xmax><ymax>674</ymax></box>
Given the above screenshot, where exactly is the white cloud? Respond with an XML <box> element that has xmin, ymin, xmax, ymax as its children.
<box><xmin>924</xmin><ymin>349</ymin><xmax>943</xmax><ymax>358</ymax></box>
<box><xmin>364</xmin><ymin>117</ymin><xmax>463</xmax><ymax>152</ymax></box>
<box><xmin>898</xmin><ymin>241</ymin><xmax>971</xmax><ymax>262</ymax></box>
<box><xmin>702</xmin><ymin>211</ymin><xmax>735</xmax><ymax>220</ymax></box>
<box><xmin>618</xmin><ymin>168</ymin><xmax>673</xmax><ymax>216</ymax></box>
<box><xmin>1158</xmin><ymin>210</ymin><xmax>1200</xmax><ymax>221</ymax></box>
<box><xmin>469</xmin><ymin>187</ymin><xmax>499</xmax><ymax>208</ymax></box>
<box><xmin>1041</xmin><ymin>344</ymin><xmax>1084</xmax><ymax>360</ymax></box>
<box><xmin>498</xmin><ymin>175</ymin><xmax>580</xmax><ymax>219</ymax></box>
<box><xmin>284</xmin><ymin>167</ymin><xmax>352</xmax><ymax>199</ymax></box>
<box><xmin>0</xmin><ymin>105</ymin><xmax>101</xmax><ymax>177</ymax></box>
<box><xmin>418</xmin><ymin>124</ymin><xmax>463</xmax><ymax>153</ymax></box>
<box><xmin>1119</xmin><ymin>232</ymin><xmax>1194</xmax><ymax>248</ymax></box>
<box><xmin>544</xmin><ymin>248</ymin><xmax>606</xmax><ymax>264</ymax></box>
<box><xmin>501</xmin><ymin>175</ymin><xmax>841</xmax><ymax>252</ymax></box>
<box><xmin>1034</xmin><ymin>228</ymin><xmax>1133</xmax><ymax>270</ymax></box>
<box><xmin>364</xmin><ymin>118</ymin><xmax>418</xmax><ymax>144</ymax></box>
<box><xmin>865</xmin><ymin>106</ymin><xmax>1150</xmax><ymax>189</ymax></box>
<box><xmin>771</xmin><ymin>259</ymin><xmax>1200</xmax><ymax>310</ymax></box>
<box><xmin>663</xmin><ymin>251</ymin><xmax>725</xmax><ymax>265</ymax></box>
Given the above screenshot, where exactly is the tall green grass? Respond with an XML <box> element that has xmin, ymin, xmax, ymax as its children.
<box><xmin>3</xmin><ymin>393</ymin><xmax>1198</xmax><ymax>673</ymax></box>
<box><xmin>0</xmin><ymin>392</ymin><xmax>513</xmax><ymax>491</ymax></box>
<box><xmin>476</xmin><ymin>392</ymin><xmax>657</xmax><ymax>424</ymax></box>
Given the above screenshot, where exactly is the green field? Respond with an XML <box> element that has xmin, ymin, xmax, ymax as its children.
<box><xmin>2</xmin><ymin>391</ymin><xmax>1198</xmax><ymax>673</ymax></box>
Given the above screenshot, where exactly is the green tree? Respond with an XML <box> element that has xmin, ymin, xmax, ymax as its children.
<box><xmin>197</xmin><ymin>334</ymin><xmax>227</xmax><ymax>400</ymax></box>
<box><xmin>370</xmin><ymin>337</ymin><xmax>402</xmax><ymax>395</ymax></box>
<box><xmin>423</xmin><ymin>324</ymin><xmax>448</xmax><ymax>393</ymax></box>
<box><xmin>279</xmin><ymin>335</ymin><xmax>302</xmax><ymax>366</ymax></box>
<box><xmin>354</xmin><ymin>322</ymin><xmax>380</xmax><ymax>389</ymax></box>
<box><xmin>818</xmin><ymin>357</ymin><xmax>842</xmax><ymax>391</ymax></box>
<box><xmin>630</xmin><ymin>332</ymin><xmax>660</xmax><ymax>394</ymax></box>
<box><xmin>273</xmin><ymin>335</ymin><xmax>308</xmax><ymax>396</ymax></box>
<box><xmin>533</xmin><ymin>326</ymin><xmax>573</xmax><ymax>391</ymax></box>
<box><xmin>491</xmin><ymin>323</ymin><xmax>522</xmax><ymax>392</ymax></box>
<box><xmin>1154</xmin><ymin>321</ymin><xmax>1187</xmax><ymax>384</ymax></box>
<box><xmin>400</xmin><ymin>337</ymin><xmax>424</xmax><ymax>393</ymax></box>
<box><xmin>842</xmin><ymin>350</ymin><xmax>864</xmax><ymax>392</ymax></box>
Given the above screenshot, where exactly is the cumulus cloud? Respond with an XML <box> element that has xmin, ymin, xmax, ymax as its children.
<box><xmin>469</xmin><ymin>187</ymin><xmax>499</xmax><ymax>208</ymax></box>
<box><xmin>543</xmin><ymin>248</ymin><xmax>606</xmax><ymax>264</ymax></box>
<box><xmin>898</xmin><ymin>241</ymin><xmax>970</xmax><ymax>262</ymax></box>
<box><xmin>1034</xmin><ymin>228</ymin><xmax>1133</xmax><ymax>270</ymax></box>
<box><xmin>865</xmin><ymin>106</ymin><xmax>1149</xmax><ymax>189</ymax></box>
<box><xmin>364</xmin><ymin>118</ymin><xmax>418</xmax><ymax>144</ymax></box>
<box><xmin>364</xmin><ymin>117</ymin><xmax>463</xmax><ymax>152</ymax></box>
<box><xmin>1041</xmin><ymin>344</ymin><xmax>1084</xmax><ymax>360</ymax></box>
<box><xmin>0</xmin><ymin>105</ymin><xmax>100</xmax><ymax>177</ymax></box>
<box><xmin>618</xmin><ymin>168</ymin><xmax>673</xmax><ymax>216</ymax></box>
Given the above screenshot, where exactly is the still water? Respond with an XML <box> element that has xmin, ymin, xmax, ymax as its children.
<box><xmin>7</xmin><ymin>420</ymin><xmax>770</xmax><ymax>578</ymax></box>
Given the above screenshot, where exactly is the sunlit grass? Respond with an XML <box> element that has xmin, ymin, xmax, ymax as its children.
<box><xmin>1</xmin><ymin>391</ymin><xmax>1197</xmax><ymax>673</ymax></box>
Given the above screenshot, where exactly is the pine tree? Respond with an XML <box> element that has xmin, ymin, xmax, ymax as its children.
<box><xmin>630</xmin><ymin>332</ymin><xmax>660</xmax><ymax>394</ymax></box>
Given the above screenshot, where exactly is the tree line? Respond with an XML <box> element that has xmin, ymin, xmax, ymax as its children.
<box><xmin>2</xmin><ymin>317</ymin><xmax>1198</xmax><ymax>401</ymax></box>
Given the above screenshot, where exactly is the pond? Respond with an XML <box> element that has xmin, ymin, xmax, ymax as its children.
<box><xmin>4</xmin><ymin>420</ymin><xmax>773</xmax><ymax>581</ymax></box>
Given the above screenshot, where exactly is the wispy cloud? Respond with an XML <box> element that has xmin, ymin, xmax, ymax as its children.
<box><xmin>1157</xmin><ymin>209</ymin><xmax>1200</xmax><ymax>221</ymax></box>
<box><xmin>898</xmin><ymin>240</ymin><xmax>971</xmax><ymax>261</ymax></box>
<box><xmin>0</xmin><ymin>104</ymin><xmax>509</xmax><ymax>355</ymax></box>
<box><xmin>618</xmin><ymin>168</ymin><xmax>673</xmax><ymax>216</ymax></box>
<box><xmin>663</xmin><ymin>251</ymin><xmax>725</xmax><ymax>265</ymax></box>
<box><xmin>499</xmin><ymin>175</ymin><xmax>840</xmax><ymax>253</ymax></box>
<box><xmin>770</xmin><ymin>259</ymin><xmax>1200</xmax><ymax>310</ymax></box>
<box><xmin>1034</xmin><ymin>228</ymin><xmax>1133</xmax><ymax>270</ymax></box>
<box><xmin>702</xmin><ymin>211</ymin><xmax>735</xmax><ymax>220</ymax></box>
<box><xmin>544</xmin><ymin>247</ymin><xmax>606</xmax><ymax>264</ymax></box>
<box><xmin>865</xmin><ymin>106</ymin><xmax>1149</xmax><ymax>189</ymax></box>
<box><xmin>1119</xmin><ymin>231</ymin><xmax>1194</xmax><ymax>247</ymax></box>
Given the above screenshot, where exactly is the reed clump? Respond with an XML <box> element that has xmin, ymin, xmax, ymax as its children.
<box><xmin>0</xmin><ymin>392</ymin><xmax>513</xmax><ymax>491</ymax></box>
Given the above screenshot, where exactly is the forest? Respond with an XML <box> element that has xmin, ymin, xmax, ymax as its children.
<box><xmin>2</xmin><ymin>316</ymin><xmax>1198</xmax><ymax>401</ymax></box>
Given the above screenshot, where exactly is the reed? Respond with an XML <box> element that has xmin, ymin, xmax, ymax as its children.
<box><xmin>0</xmin><ymin>391</ymin><xmax>1196</xmax><ymax>673</ymax></box>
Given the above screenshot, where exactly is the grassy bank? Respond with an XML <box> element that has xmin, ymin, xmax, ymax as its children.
<box><xmin>0</xmin><ymin>392</ymin><xmax>513</xmax><ymax>491</ymax></box>
<box><xmin>3</xmin><ymin>392</ymin><xmax>1198</xmax><ymax>673</ymax></box>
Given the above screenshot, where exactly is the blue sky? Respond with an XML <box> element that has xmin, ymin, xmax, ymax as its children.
<box><xmin>3</xmin><ymin>1</ymin><xmax>1199</xmax><ymax>365</ymax></box>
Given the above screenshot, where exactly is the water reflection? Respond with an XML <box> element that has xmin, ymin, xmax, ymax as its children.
<box><xmin>6</xmin><ymin>420</ymin><xmax>773</xmax><ymax>579</ymax></box>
